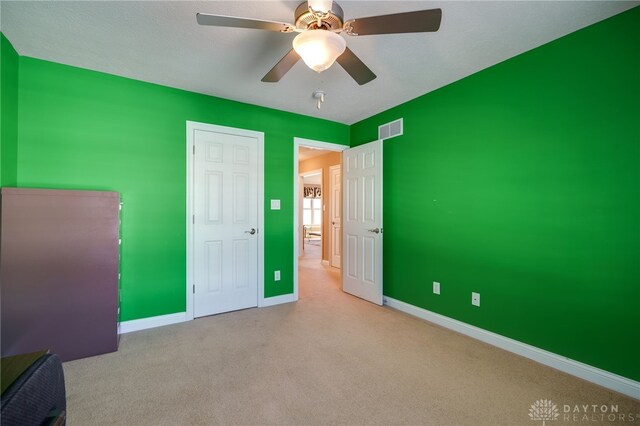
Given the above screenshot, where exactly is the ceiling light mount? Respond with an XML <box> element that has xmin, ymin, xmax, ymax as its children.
<box><xmin>295</xmin><ymin>1</ymin><xmax>344</xmax><ymax>32</ymax></box>
<box><xmin>313</xmin><ymin>90</ymin><xmax>326</xmax><ymax>110</ymax></box>
<box><xmin>307</xmin><ymin>0</ymin><xmax>334</xmax><ymax>19</ymax></box>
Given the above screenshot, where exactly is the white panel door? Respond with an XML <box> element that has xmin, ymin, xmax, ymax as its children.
<box><xmin>329</xmin><ymin>164</ymin><xmax>342</xmax><ymax>268</ymax></box>
<box><xmin>342</xmin><ymin>140</ymin><xmax>382</xmax><ymax>305</ymax></box>
<box><xmin>194</xmin><ymin>129</ymin><xmax>258</xmax><ymax>317</ymax></box>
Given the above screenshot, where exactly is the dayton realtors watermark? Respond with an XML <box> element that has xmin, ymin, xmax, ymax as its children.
<box><xmin>563</xmin><ymin>403</ymin><xmax>638</xmax><ymax>423</ymax></box>
<box><xmin>529</xmin><ymin>399</ymin><xmax>639</xmax><ymax>424</ymax></box>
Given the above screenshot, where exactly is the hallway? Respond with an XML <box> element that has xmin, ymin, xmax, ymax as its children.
<box><xmin>298</xmin><ymin>240</ymin><xmax>341</xmax><ymax>300</ymax></box>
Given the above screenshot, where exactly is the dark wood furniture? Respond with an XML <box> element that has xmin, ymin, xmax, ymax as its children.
<box><xmin>1</xmin><ymin>188</ymin><xmax>120</xmax><ymax>362</ymax></box>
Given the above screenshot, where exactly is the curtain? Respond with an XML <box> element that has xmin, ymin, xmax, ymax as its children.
<box><xmin>304</xmin><ymin>185</ymin><xmax>321</xmax><ymax>198</ymax></box>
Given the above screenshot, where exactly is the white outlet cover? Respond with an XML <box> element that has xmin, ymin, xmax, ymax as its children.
<box><xmin>472</xmin><ymin>292</ymin><xmax>480</xmax><ymax>307</ymax></box>
<box><xmin>270</xmin><ymin>199</ymin><xmax>281</xmax><ymax>210</ymax></box>
<box><xmin>274</xmin><ymin>270</ymin><xmax>281</xmax><ymax>281</ymax></box>
<box><xmin>433</xmin><ymin>281</ymin><xmax>441</xmax><ymax>295</ymax></box>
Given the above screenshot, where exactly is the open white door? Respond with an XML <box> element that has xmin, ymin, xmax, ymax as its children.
<box><xmin>342</xmin><ymin>140</ymin><xmax>383</xmax><ymax>305</ymax></box>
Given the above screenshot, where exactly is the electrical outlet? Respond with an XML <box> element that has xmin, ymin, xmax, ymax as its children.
<box><xmin>472</xmin><ymin>292</ymin><xmax>480</xmax><ymax>307</ymax></box>
<box><xmin>274</xmin><ymin>270</ymin><xmax>281</xmax><ymax>281</ymax></box>
<box><xmin>433</xmin><ymin>281</ymin><xmax>441</xmax><ymax>295</ymax></box>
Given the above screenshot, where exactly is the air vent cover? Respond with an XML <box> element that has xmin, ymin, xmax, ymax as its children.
<box><xmin>378</xmin><ymin>118</ymin><xmax>403</xmax><ymax>140</ymax></box>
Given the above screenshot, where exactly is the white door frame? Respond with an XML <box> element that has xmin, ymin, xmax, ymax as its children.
<box><xmin>329</xmin><ymin>164</ymin><xmax>341</xmax><ymax>269</ymax></box>
<box><xmin>186</xmin><ymin>121</ymin><xmax>265</xmax><ymax>321</ymax></box>
<box><xmin>293</xmin><ymin>137</ymin><xmax>348</xmax><ymax>301</ymax></box>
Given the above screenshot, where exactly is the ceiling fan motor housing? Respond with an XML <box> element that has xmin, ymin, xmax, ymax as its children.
<box><xmin>295</xmin><ymin>1</ymin><xmax>344</xmax><ymax>31</ymax></box>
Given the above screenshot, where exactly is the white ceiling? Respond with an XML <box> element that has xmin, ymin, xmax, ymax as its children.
<box><xmin>1</xmin><ymin>1</ymin><xmax>637</xmax><ymax>124</ymax></box>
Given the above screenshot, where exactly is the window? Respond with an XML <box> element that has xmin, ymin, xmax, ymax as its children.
<box><xmin>303</xmin><ymin>198</ymin><xmax>322</xmax><ymax>226</ymax></box>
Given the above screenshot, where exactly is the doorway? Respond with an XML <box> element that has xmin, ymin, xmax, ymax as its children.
<box><xmin>293</xmin><ymin>138</ymin><xmax>347</xmax><ymax>301</ymax></box>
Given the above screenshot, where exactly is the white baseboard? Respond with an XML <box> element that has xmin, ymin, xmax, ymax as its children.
<box><xmin>119</xmin><ymin>312</ymin><xmax>188</xmax><ymax>334</ymax></box>
<box><xmin>321</xmin><ymin>260</ymin><xmax>330</xmax><ymax>266</ymax></box>
<box><xmin>259</xmin><ymin>293</ymin><xmax>297</xmax><ymax>307</ymax></box>
<box><xmin>384</xmin><ymin>297</ymin><xmax>640</xmax><ymax>400</ymax></box>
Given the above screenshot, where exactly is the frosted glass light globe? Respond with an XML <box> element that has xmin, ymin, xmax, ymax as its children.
<box><xmin>293</xmin><ymin>30</ymin><xmax>347</xmax><ymax>73</ymax></box>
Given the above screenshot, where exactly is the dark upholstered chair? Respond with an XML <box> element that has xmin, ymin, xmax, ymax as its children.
<box><xmin>1</xmin><ymin>353</ymin><xmax>66</xmax><ymax>426</ymax></box>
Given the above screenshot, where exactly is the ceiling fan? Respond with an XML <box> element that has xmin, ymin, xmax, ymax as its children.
<box><xmin>196</xmin><ymin>1</ymin><xmax>442</xmax><ymax>86</ymax></box>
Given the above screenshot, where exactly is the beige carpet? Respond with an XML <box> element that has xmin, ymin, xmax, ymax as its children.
<box><xmin>63</xmin><ymin>247</ymin><xmax>639</xmax><ymax>425</ymax></box>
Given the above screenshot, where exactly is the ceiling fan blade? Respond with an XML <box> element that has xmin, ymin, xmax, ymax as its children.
<box><xmin>262</xmin><ymin>49</ymin><xmax>301</xmax><ymax>83</ymax></box>
<box><xmin>336</xmin><ymin>47</ymin><xmax>376</xmax><ymax>86</ymax></box>
<box><xmin>344</xmin><ymin>9</ymin><xmax>442</xmax><ymax>36</ymax></box>
<box><xmin>196</xmin><ymin>13</ymin><xmax>295</xmax><ymax>33</ymax></box>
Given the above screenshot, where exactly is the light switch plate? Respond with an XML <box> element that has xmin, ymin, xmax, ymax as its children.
<box><xmin>274</xmin><ymin>270</ymin><xmax>281</xmax><ymax>281</ymax></box>
<box><xmin>433</xmin><ymin>281</ymin><xmax>440</xmax><ymax>295</ymax></box>
<box><xmin>270</xmin><ymin>199</ymin><xmax>281</xmax><ymax>210</ymax></box>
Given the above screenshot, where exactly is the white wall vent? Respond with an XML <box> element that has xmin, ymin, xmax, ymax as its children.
<box><xmin>378</xmin><ymin>118</ymin><xmax>403</xmax><ymax>141</ymax></box>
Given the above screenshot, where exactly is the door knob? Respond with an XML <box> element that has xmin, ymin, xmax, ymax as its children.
<box><xmin>245</xmin><ymin>228</ymin><xmax>256</xmax><ymax>235</ymax></box>
<box><xmin>367</xmin><ymin>228</ymin><xmax>380</xmax><ymax>234</ymax></box>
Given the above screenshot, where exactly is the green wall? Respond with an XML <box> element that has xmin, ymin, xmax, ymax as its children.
<box><xmin>351</xmin><ymin>7</ymin><xmax>640</xmax><ymax>381</ymax></box>
<box><xmin>16</xmin><ymin>57</ymin><xmax>348</xmax><ymax>321</ymax></box>
<box><xmin>0</xmin><ymin>33</ymin><xmax>19</xmax><ymax>186</ymax></box>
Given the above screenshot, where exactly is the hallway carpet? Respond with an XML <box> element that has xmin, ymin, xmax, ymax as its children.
<box><xmin>62</xmin><ymin>251</ymin><xmax>639</xmax><ymax>425</ymax></box>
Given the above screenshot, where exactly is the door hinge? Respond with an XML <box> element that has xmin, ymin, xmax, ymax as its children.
<box><xmin>192</xmin><ymin>215</ymin><xmax>195</xmax><ymax>224</ymax></box>
<box><xmin>193</xmin><ymin>284</ymin><xmax>195</xmax><ymax>294</ymax></box>
<box><xmin>193</xmin><ymin>145</ymin><xmax>195</xmax><ymax>155</ymax></box>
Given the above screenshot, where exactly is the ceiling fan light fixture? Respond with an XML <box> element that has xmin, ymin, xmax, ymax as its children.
<box><xmin>293</xmin><ymin>29</ymin><xmax>346</xmax><ymax>73</ymax></box>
